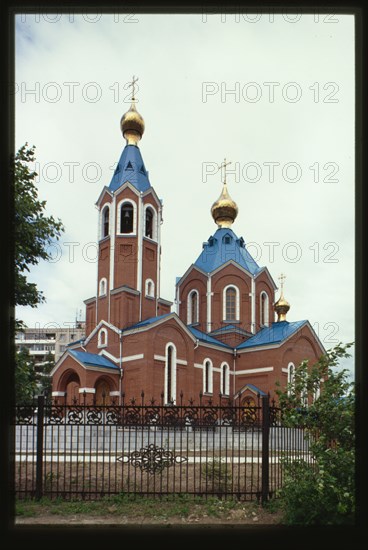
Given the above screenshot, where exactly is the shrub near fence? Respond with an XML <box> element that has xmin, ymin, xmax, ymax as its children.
<box><xmin>12</xmin><ymin>394</ymin><xmax>312</xmax><ymax>503</ymax></box>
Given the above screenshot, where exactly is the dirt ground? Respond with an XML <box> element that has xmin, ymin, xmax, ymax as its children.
<box><xmin>15</xmin><ymin>507</ymin><xmax>283</xmax><ymax>527</ymax></box>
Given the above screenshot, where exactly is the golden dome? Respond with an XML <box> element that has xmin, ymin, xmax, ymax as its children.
<box><xmin>120</xmin><ymin>102</ymin><xmax>145</xmax><ymax>146</ymax></box>
<box><xmin>274</xmin><ymin>291</ymin><xmax>290</xmax><ymax>322</ymax></box>
<box><xmin>211</xmin><ymin>183</ymin><xmax>238</xmax><ymax>228</ymax></box>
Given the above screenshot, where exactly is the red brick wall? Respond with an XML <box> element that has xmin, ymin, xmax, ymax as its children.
<box><xmin>85</xmin><ymin>301</ymin><xmax>96</xmax><ymax>337</ymax></box>
<box><xmin>178</xmin><ymin>269</ymin><xmax>208</xmax><ymax>330</ymax></box>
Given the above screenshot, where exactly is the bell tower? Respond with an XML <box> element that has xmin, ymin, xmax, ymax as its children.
<box><xmin>84</xmin><ymin>78</ymin><xmax>172</xmax><ymax>335</ymax></box>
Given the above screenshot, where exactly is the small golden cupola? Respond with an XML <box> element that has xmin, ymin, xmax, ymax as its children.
<box><xmin>274</xmin><ymin>273</ymin><xmax>290</xmax><ymax>322</ymax></box>
<box><xmin>120</xmin><ymin>76</ymin><xmax>145</xmax><ymax>146</ymax></box>
<box><xmin>211</xmin><ymin>159</ymin><xmax>238</xmax><ymax>228</ymax></box>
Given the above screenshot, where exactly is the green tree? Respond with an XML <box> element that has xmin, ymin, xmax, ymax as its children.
<box><xmin>12</xmin><ymin>143</ymin><xmax>64</xmax><ymax>403</ymax></box>
<box><xmin>276</xmin><ymin>342</ymin><xmax>355</xmax><ymax>525</ymax></box>
<box><xmin>13</xmin><ymin>143</ymin><xmax>64</xmax><ymax>329</ymax></box>
<box><xmin>14</xmin><ymin>347</ymin><xmax>38</xmax><ymax>404</ymax></box>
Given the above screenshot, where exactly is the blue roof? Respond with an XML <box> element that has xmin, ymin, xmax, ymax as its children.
<box><xmin>237</xmin><ymin>321</ymin><xmax>307</xmax><ymax>349</ymax></box>
<box><xmin>210</xmin><ymin>324</ymin><xmax>250</xmax><ymax>335</ymax></box>
<box><xmin>109</xmin><ymin>145</ymin><xmax>150</xmax><ymax>193</ymax></box>
<box><xmin>243</xmin><ymin>383</ymin><xmax>267</xmax><ymax>397</ymax></box>
<box><xmin>69</xmin><ymin>349</ymin><xmax>119</xmax><ymax>370</ymax></box>
<box><xmin>187</xmin><ymin>326</ymin><xmax>232</xmax><ymax>349</ymax></box>
<box><xmin>67</xmin><ymin>338</ymin><xmax>84</xmax><ymax>347</ymax></box>
<box><xmin>193</xmin><ymin>228</ymin><xmax>260</xmax><ymax>275</ymax></box>
<box><xmin>122</xmin><ymin>313</ymin><xmax>171</xmax><ymax>331</ymax></box>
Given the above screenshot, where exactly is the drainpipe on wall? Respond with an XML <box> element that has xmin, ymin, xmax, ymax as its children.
<box><xmin>233</xmin><ymin>348</ymin><xmax>237</xmax><ymax>402</ymax></box>
<box><xmin>119</xmin><ymin>330</ymin><xmax>123</xmax><ymax>405</ymax></box>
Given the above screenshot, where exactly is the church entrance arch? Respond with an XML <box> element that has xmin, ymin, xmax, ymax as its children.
<box><xmin>62</xmin><ymin>371</ymin><xmax>81</xmax><ymax>405</ymax></box>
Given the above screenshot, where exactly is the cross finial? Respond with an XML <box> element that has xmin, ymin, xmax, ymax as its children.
<box><xmin>218</xmin><ymin>157</ymin><xmax>232</xmax><ymax>185</ymax></box>
<box><xmin>278</xmin><ymin>273</ymin><xmax>286</xmax><ymax>292</ymax></box>
<box><xmin>128</xmin><ymin>75</ymin><xmax>139</xmax><ymax>101</ymax></box>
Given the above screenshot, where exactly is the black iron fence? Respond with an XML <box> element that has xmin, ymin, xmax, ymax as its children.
<box><xmin>11</xmin><ymin>394</ymin><xmax>313</xmax><ymax>503</ymax></box>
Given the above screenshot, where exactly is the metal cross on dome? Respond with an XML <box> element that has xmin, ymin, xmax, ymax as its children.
<box><xmin>278</xmin><ymin>273</ymin><xmax>286</xmax><ymax>291</ymax></box>
<box><xmin>128</xmin><ymin>75</ymin><xmax>139</xmax><ymax>101</ymax></box>
<box><xmin>218</xmin><ymin>158</ymin><xmax>232</xmax><ymax>185</ymax></box>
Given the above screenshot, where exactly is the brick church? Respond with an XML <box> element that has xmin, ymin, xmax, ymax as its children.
<box><xmin>51</xmin><ymin>86</ymin><xmax>325</xmax><ymax>407</ymax></box>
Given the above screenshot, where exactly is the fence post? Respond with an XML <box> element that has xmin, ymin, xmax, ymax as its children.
<box><xmin>261</xmin><ymin>395</ymin><xmax>270</xmax><ymax>506</ymax></box>
<box><xmin>35</xmin><ymin>395</ymin><xmax>45</xmax><ymax>501</ymax></box>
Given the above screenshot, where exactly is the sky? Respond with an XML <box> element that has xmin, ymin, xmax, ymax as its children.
<box><xmin>15</xmin><ymin>12</ymin><xmax>355</xmax><ymax>376</ymax></box>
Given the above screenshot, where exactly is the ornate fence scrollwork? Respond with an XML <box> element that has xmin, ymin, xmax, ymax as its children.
<box><xmin>15</xmin><ymin>406</ymin><xmax>35</xmax><ymax>425</ymax></box>
<box><xmin>67</xmin><ymin>406</ymin><xmax>83</xmax><ymax>425</ymax></box>
<box><xmin>240</xmin><ymin>406</ymin><xmax>258</xmax><ymax>428</ymax></box>
<box><xmin>45</xmin><ymin>406</ymin><xmax>64</xmax><ymax>425</ymax></box>
<box><xmin>106</xmin><ymin>407</ymin><xmax>121</xmax><ymax>425</ymax></box>
<box><xmin>118</xmin><ymin>444</ymin><xmax>188</xmax><ymax>474</ymax></box>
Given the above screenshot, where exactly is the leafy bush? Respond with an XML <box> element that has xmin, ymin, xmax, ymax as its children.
<box><xmin>276</xmin><ymin>343</ymin><xmax>355</xmax><ymax>525</ymax></box>
<box><xmin>202</xmin><ymin>458</ymin><xmax>232</xmax><ymax>491</ymax></box>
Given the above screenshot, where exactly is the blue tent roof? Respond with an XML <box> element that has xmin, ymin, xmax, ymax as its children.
<box><xmin>237</xmin><ymin>320</ymin><xmax>307</xmax><ymax>349</ymax></box>
<box><xmin>187</xmin><ymin>326</ymin><xmax>232</xmax><ymax>349</ymax></box>
<box><xmin>193</xmin><ymin>228</ymin><xmax>260</xmax><ymax>275</ymax></box>
<box><xmin>122</xmin><ymin>313</ymin><xmax>171</xmax><ymax>331</ymax></box>
<box><xmin>109</xmin><ymin>145</ymin><xmax>150</xmax><ymax>193</ymax></box>
<box><xmin>69</xmin><ymin>349</ymin><xmax>119</xmax><ymax>370</ymax></box>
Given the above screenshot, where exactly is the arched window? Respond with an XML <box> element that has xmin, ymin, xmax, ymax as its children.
<box><xmin>101</xmin><ymin>205</ymin><xmax>110</xmax><ymax>238</ymax></box>
<box><xmin>145</xmin><ymin>278</ymin><xmax>155</xmax><ymax>297</ymax></box>
<box><xmin>165</xmin><ymin>343</ymin><xmax>176</xmax><ymax>404</ymax></box>
<box><xmin>287</xmin><ymin>362</ymin><xmax>295</xmax><ymax>396</ymax></box>
<box><xmin>223</xmin><ymin>285</ymin><xmax>239</xmax><ymax>321</ymax></box>
<box><xmin>220</xmin><ymin>363</ymin><xmax>230</xmax><ymax>396</ymax></box>
<box><xmin>145</xmin><ymin>207</ymin><xmax>154</xmax><ymax>238</ymax></box>
<box><xmin>99</xmin><ymin>278</ymin><xmax>107</xmax><ymax>296</ymax></box>
<box><xmin>119</xmin><ymin>202</ymin><xmax>134</xmax><ymax>234</ymax></box>
<box><xmin>203</xmin><ymin>359</ymin><xmax>213</xmax><ymax>394</ymax></box>
<box><xmin>187</xmin><ymin>289</ymin><xmax>199</xmax><ymax>324</ymax></box>
<box><xmin>98</xmin><ymin>328</ymin><xmax>108</xmax><ymax>348</ymax></box>
<box><xmin>260</xmin><ymin>291</ymin><xmax>269</xmax><ymax>327</ymax></box>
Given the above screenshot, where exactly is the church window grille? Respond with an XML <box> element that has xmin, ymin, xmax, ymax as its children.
<box><xmin>224</xmin><ymin>286</ymin><xmax>238</xmax><ymax>321</ymax></box>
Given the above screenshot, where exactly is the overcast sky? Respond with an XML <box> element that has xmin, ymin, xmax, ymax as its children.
<box><xmin>15</xmin><ymin>12</ymin><xmax>355</xmax><ymax>375</ymax></box>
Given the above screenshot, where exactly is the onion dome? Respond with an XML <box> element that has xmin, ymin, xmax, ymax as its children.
<box><xmin>120</xmin><ymin>101</ymin><xmax>145</xmax><ymax>146</ymax></box>
<box><xmin>274</xmin><ymin>273</ymin><xmax>290</xmax><ymax>322</ymax></box>
<box><xmin>211</xmin><ymin>183</ymin><xmax>238</xmax><ymax>228</ymax></box>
